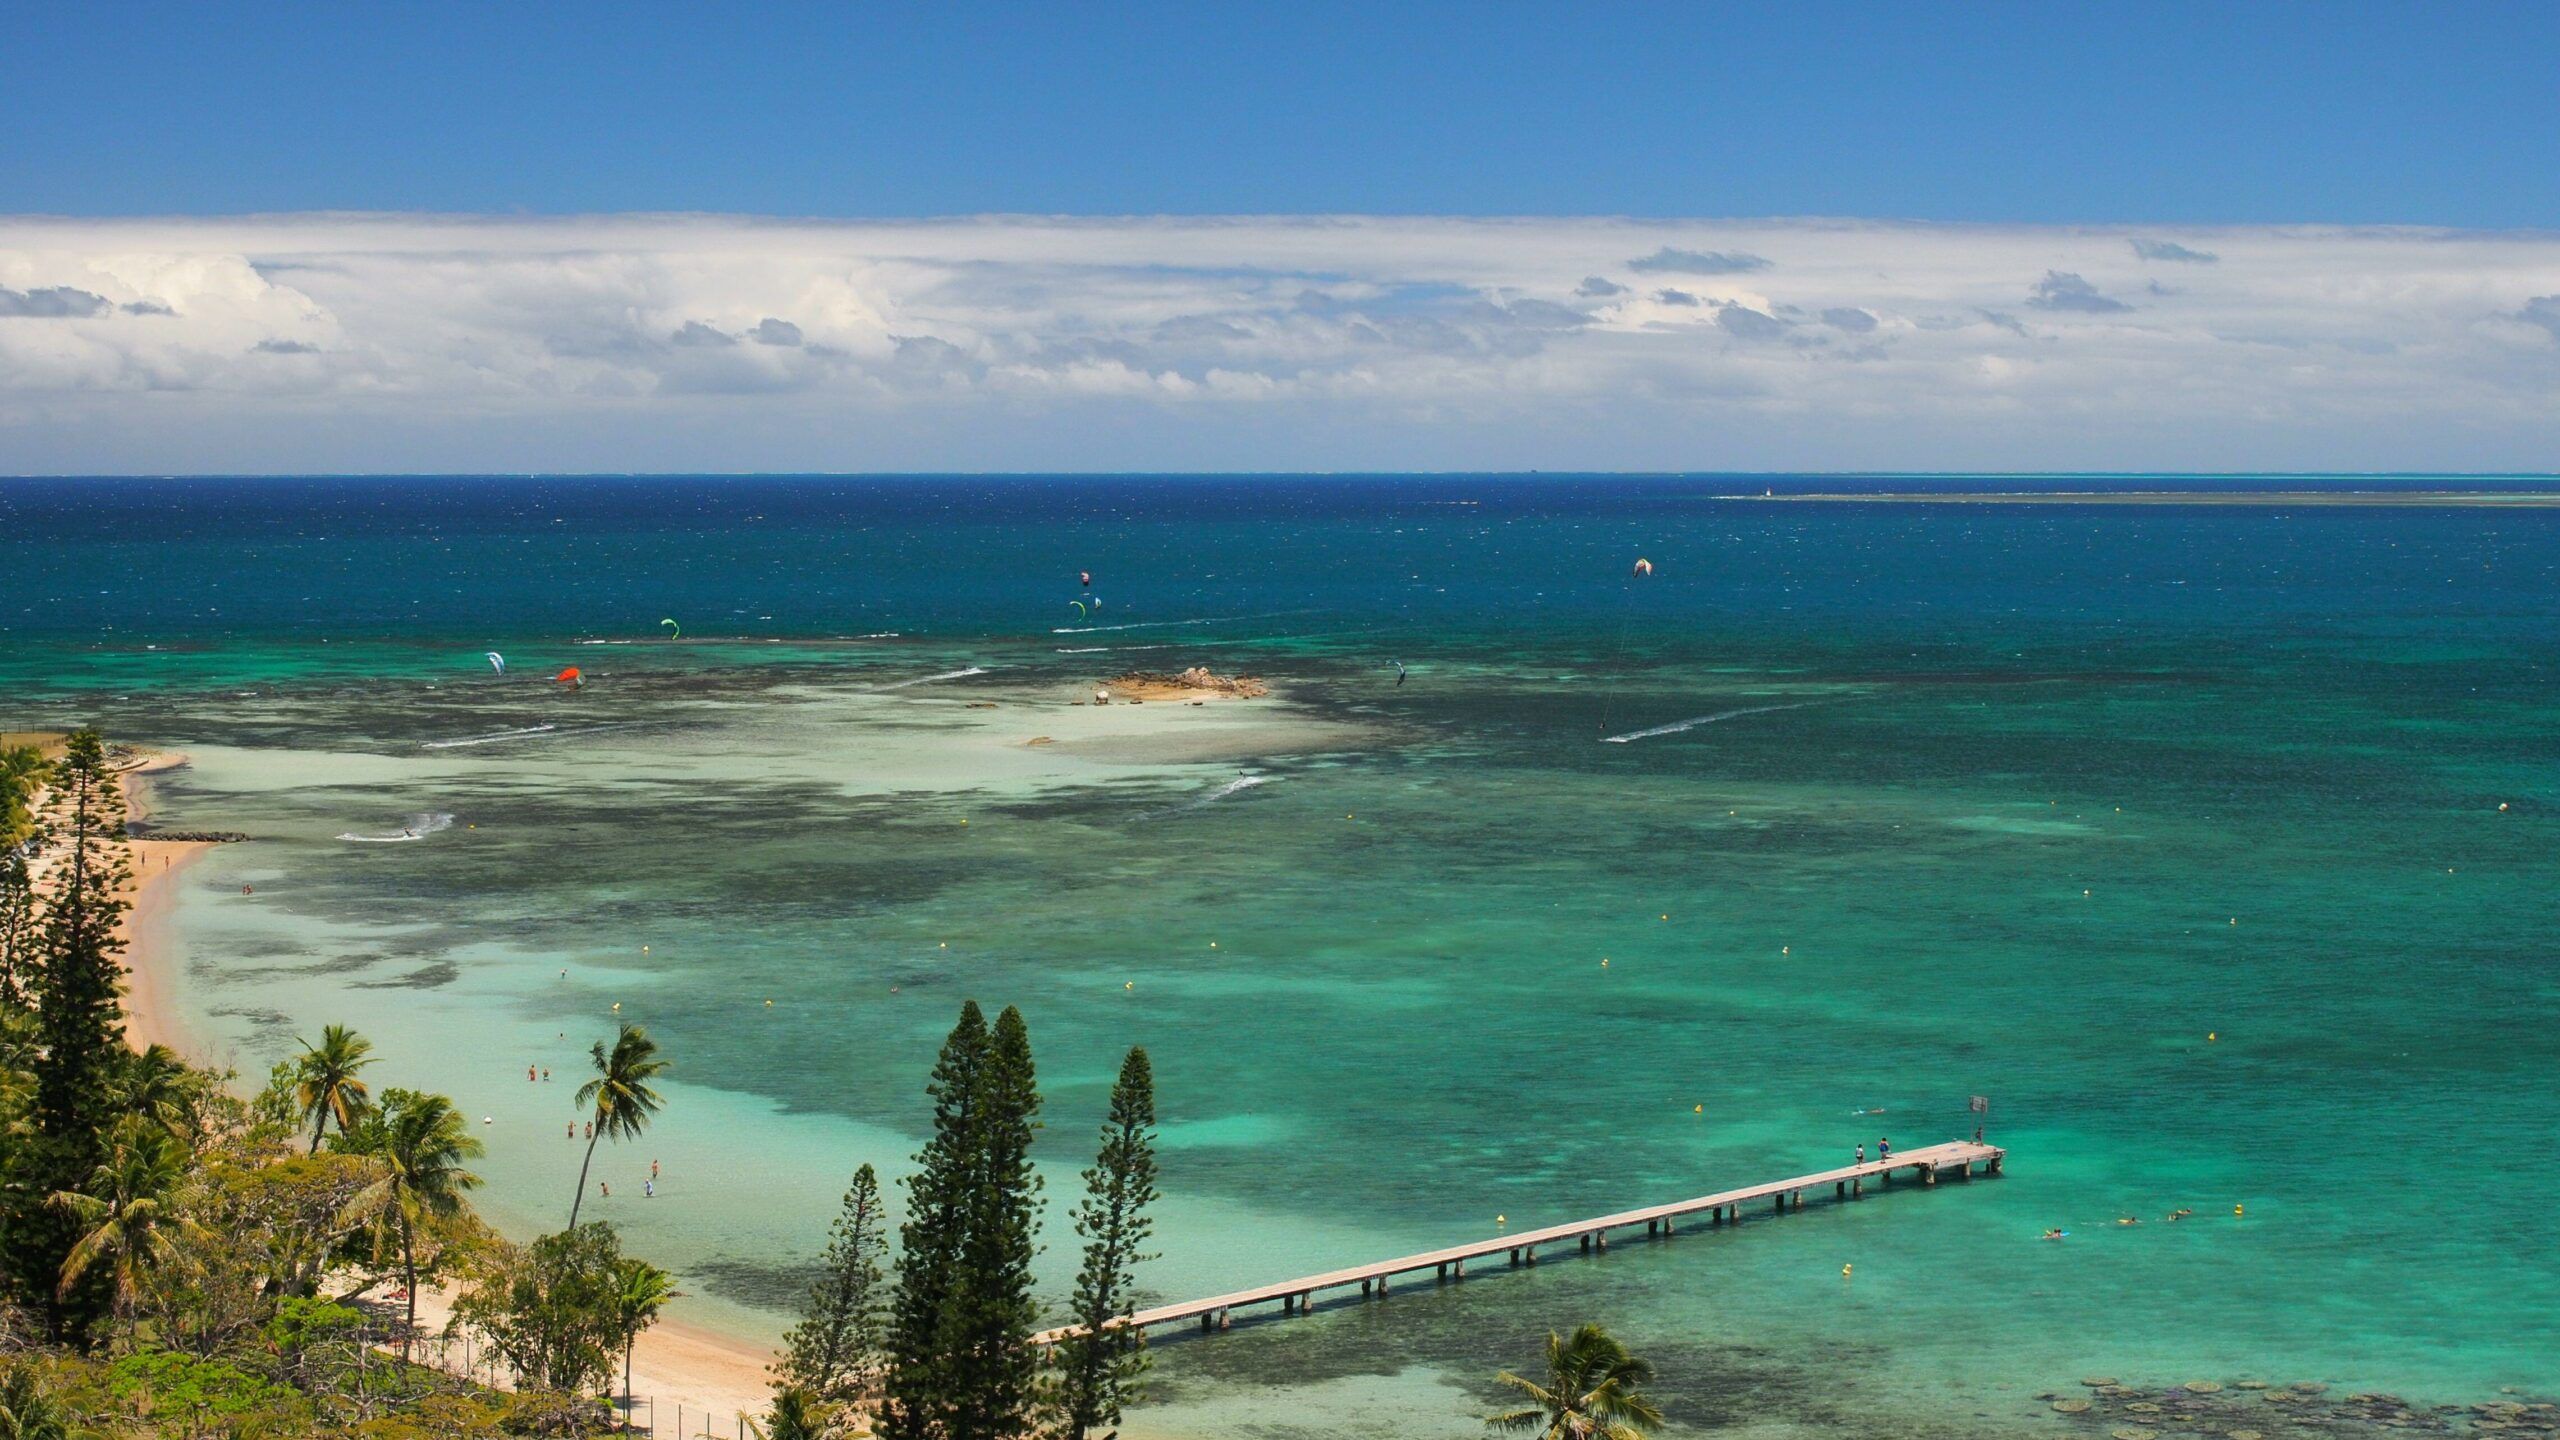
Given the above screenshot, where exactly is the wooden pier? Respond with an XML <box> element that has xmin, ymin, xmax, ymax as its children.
<box><xmin>1034</xmin><ymin>1139</ymin><xmax>2003</xmax><ymax>1344</ymax></box>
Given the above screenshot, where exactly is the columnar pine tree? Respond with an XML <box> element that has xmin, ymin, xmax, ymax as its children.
<box><xmin>1</xmin><ymin>730</ymin><xmax>131</xmax><ymax>1342</ymax></box>
<box><xmin>944</xmin><ymin>1005</ymin><xmax>1043</xmax><ymax>1440</ymax></box>
<box><xmin>779</xmin><ymin>1162</ymin><xmax>892</xmax><ymax>1412</ymax></box>
<box><xmin>1049</xmin><ymin>1047</ymin><xmax>1160</xmax><ymax>1440</ymax></box>
<box><xmin>879</xmin><ymin>1001</ymin><xmax>990</xmax><ymax>1440</ymax></box>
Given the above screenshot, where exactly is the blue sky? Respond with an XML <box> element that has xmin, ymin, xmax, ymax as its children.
<box><xmin>5</xmin><ymin>6</ymin><xmax>2557</xmax><ymax>473</ymax></box>
<box><xmin>11</xmin><ymin>1</ymin><xmax>2557</xmax><ymax>225</ymax></box>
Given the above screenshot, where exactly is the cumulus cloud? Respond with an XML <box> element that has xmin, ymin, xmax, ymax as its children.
<box><xmin>1717</xmin><ymin>305</ymin><xmax>1788</xmax><ymax>340</ymax></box>
<box><xmin>0</xmin><ymin>285</ymin><xmax>111</xmax><ymax>318</ymax></box>
<box><xmin>2026</xmin><ymin>271</ymin><xmax>2133</xmax><ymax>314</ymax></box>
<box><xmin>3</xmin><ymin>213</ymin><xmax>2560</xmax><ymax>471</ymax></box>
<box><xmin>2132</xmin><ymin>239</ymin><xmax>2219</xmax><ymax>264</ymax></box>
<box><xmin>1628</xmin><ymin>247</ymin><xmax>1771</xmax><ymax>276</ymax></box>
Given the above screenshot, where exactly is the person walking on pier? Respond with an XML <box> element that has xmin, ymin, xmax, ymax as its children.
<box><xmin>1855</xmin><ymin>1144</ymin><xmax>1865</xmax><ymax>1165</ymax></box>
<box><xmin>1878</xmin><ymin>1137</ymin><xmax>1891</xmax><ymax>1161</ymax></box>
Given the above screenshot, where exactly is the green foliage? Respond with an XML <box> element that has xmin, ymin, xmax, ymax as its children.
<box><xmin>762</xmin><ymin>1386</ymin><xmax>825</xmax><ymax>1440</ymax></box>
<box><xmin>567</xmin><ymin>1023</ymin><xmax>666</xmax><ymax>1229</ymax></box>
<box><xmin>104</xmin><ymin>1349</ymin><xmax>304</xmax><ymax>1426</ymax></box>
<box><xmin>879</xmin><ymin>1001</ymin><xmax>986</xmax><ymax>1440</ymax></box>
<box><xmin>3</xmin><ymin>731</ymin><xmax>130</xmax><ymax>1343</ymax></box>
<box><xmin>452</xmin><ymin>1223</ymin><xmax>629</xmax><ymax>1399</ymax></box>
<box><xmin>291</xmin><ymin>1024</ymin><xmax>374</xmax><ymax>1156</ymax></box>
<box><xmin>880</xmin><ymin>1001</ymin><xmax>1045</xmax><ymax>1440</ymax></box>
<box><xmin>47</xmin><ymin>1116</ymin><xmax>201</xmax><ymax>1337</ymax></box>
<box><xmin>778</xmin><ymin>1163</ymin><xmax>890</xmax><ymax>1414</ymax></box>
<box><xmin>1048</xmin><ymin>1047</ymin><xmax>1159</xmax><ymax>1440</ymax></box>
<box><xmin>334</xmin><ymin>1087</ymin><xmax>484</xmax><ymax>1353</ymax></box>
<box><xmin>1486</xmin><ymin>1325</ymin><xmax>1664</xmax><ymax>1440</ymax></box>
<box><xmin>0</xmin><ymin>745</ymin><xmax>44</xmax><ymax>852</ymax></box>
<box><xmin>0</xmin><ymin>1360</ymin><xmax>98</xmax><ymax>1440</ymax></box>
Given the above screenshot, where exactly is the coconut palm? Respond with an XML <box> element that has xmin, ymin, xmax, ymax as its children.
<box><xmin>49</xmin><ymin>1116</ymin><xmax>203</xmax><ymax>1340</ymax></box>
<box><xmin>609</xmin><ymin>1258</ymin><xmax>679</xmax><ymax>1420</ymax></box>
<box><xmin>569</xmin><ymin>1022</ymin><xmax>667</xmax><ymax>1227</ymax></box>
<box><xmin>343</xmin><ymin>1088</ymin><xmax>484</xmax><ymax>1357</ymax></box>
<box><xmin>293</xmin><ymin>1024</ymin><xmax>375</xmax><ymax>1154</ymax></box>
<box><xmin>115</xmin><ymin>1044</ymin><xmax>194</xmax><ymax>1139</ymax></box>
<box><xmin>1487</xmin><ymin>1324</ymin><xmax>1664</xmax><ymax>1440</ymax></box>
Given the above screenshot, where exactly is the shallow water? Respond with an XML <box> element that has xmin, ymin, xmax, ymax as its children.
<box><xmin>4</xmin><ymin>476</ymin><xmax>2555</xmax><ymax>1436</ymax></box>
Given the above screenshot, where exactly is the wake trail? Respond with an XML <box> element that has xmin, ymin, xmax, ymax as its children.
<box><xmin>338</xmin><ymin>811</ymin><xmax>456</xmax><ymax>843</ymax></box>
<box><xmin>1151</xmin><ymin>773</ymin><xmax>1280</xmax><ymax>816</ymax></box>
<box><xmin>419</xmin><ymin>722</ymin><xmax>633</xmax><ymax>749</ymax></box>
<box><xmin>879</xmin><ymin>666</ymin><xmax>990</xmax><ymax>690</ymax></box>
<box><xmin>1600</xmin><ymin>700</ymin><xmax>1831</xmax><ymax>744</ymax></box>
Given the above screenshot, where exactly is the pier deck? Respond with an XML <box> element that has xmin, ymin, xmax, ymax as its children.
<box><xmin>1035</xmin><ymin>1138</ymin><xmax>2003</xmax><ymax>1343</ymax></box>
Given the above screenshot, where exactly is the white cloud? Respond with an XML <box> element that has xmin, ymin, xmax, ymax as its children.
<box><xmin>1</xmin><ymin>213</ymin><xmax>2558</xmax><ymax>472</ymax></box>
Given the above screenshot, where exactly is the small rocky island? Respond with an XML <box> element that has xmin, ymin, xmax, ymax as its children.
<box><xmin>1097</xmin><ymin>667</ymin><xmax>1270</xmax><ymax>702</ymax></box>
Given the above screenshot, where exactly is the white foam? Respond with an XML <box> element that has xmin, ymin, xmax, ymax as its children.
<box><xmin>879</xmin><ymin>666</ymin><xmax>990</xmax><ymax>690</ymax></box>
<box><xmin>420</xmin><ymin>724</ymin><xmax>557</xmax><ymax>749</ymax></box>
<box><xmin>1601</xmin><ymin>701</ymin><xmax>1824</xmax><ymax>744</ymax></box>
<box><xmin>1156</xmin><ymin>773</ymin><xmax>1279</xmax><ymax>816</ymax></box>
<box><xmin>338</xmin><ymin>811</ymin><xmax>456</xmax><ymax>843</ymax></box>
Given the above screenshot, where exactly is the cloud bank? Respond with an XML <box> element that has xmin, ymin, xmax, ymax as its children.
<box><xmin>3</xmin><ymin>214</ymin><xmax>2558</xmax><ymax>472</ymax></box>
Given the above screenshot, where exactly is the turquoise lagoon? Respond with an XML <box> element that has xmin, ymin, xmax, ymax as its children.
<box><xmin>3</xmin><ymin>476</ymin><xmax>2555</xmax><ymax>1435</ymax></box>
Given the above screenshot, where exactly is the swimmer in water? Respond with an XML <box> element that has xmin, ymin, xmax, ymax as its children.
<box><xmin>2042</xmin><ymin>1228</ymin><xmax>2066</xmax><ymax>1241</ymax></box>
<box><xmin>2116</xmin><ymin>1216</ymin><xmax>2141</xmax><ymax>1226</ymax></box>
<box><xmin>2165</xmin><ymin>1208</ymin><xmax>2193</xmax><ymax>1221</ymax></box>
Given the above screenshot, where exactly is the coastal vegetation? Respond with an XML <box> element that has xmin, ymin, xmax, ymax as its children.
<box><xmin>0</xmin><ymin>728</ymin><xmax>1553</xmax><ymax>1437</ymax></box>
<box><xmin>0</xmin><ymin>731</ymin><xmax>684</xmax><ymax>1436</ymax></box>
<box><xmin>1487</xmin><ymin>1325</ymin><xmax>1663</xmax><ymax>1440</ymax></box>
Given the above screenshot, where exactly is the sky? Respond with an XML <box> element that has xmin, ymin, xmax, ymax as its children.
<box><xmin>3</xmin><ymin>3</ymin><xmax>2556</xmax><ymax>473</ymax></box>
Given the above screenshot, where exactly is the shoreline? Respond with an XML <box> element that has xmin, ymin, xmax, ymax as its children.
<box><xmin>113</xmin><ymin>751</ymin><xmax>216</xmax><ymax>1057</ymax></box>
<box><xmin>110</xmin><ymin>747</ymin><xmax>792</xmax><ymax>1424</ymax></box>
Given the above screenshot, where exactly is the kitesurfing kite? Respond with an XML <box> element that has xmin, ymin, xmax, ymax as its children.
<box><xmin>1079</xmin><ymin>570</ymin><xmax>1092</xmax><ymax>588</ymax></box>
<box><xmin>660</xmin><ymin>618</ymin><xmax>681</xmax><ymax>640</ymax></box>
<box><xmin>1391</xmin><ymin>660</ymin><xmax>1408</xmax><ymax>687</ymax></box>
<box><xmin>553</xmin><ymin>666</ymin><xmax>583</xmax><ymax>688</ymax></box>
<box><xmin>1632</xmin><ymin>557</ymin><xmax>1654</xmax><ymax>577</ymax></box>
<box><xmin>486</xmin><ymin>652</ymin><xmax>505</xmax><ymax>674</ymax></box>
<box><xmin>1069</xmin><ymin>600</ymin><xmax>1089</xmax><ymax>621</ymax></box>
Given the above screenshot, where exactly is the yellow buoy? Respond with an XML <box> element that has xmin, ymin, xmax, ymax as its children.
<box><xmin>1842</xmin><ymin>1263</ymin><xmax>1853</xmax><ymax>1277</ymax></box>
<box><xmin>2233</xmin><ymin>1203</ymin><xmax>2244</xmax><ymax>1216</ymax></box>
<box><xmin>1496</xmin><ymin>1214</ymin><xmax>1507</xmax><ymax>1225</ymax></box>
<box><xmin>765</xmin><ymin>999</ymin><xmax>773</xmax><ymax>1007</ymax></box>
<box><xmin>2207</xmin><ymin>1032</ymin><xmax>2217</xmax><ymax>1041</ymax></box>
<box><xmin>611</xmin><ymin>1002</ymin><xmax>621</xmax><ymax>1011</ymax></box>
<box><xmin>960</xmin><ymin>818</ymin><xmax>967</xmax><ymax>825</ymax></box>
<box><xmin>1781</xmin><ymin>945</ymin><xmax>1790</xmax><ymax>955</ymax></box>
<box><xmin>1124</xmin><ymin>981</ymin><xmax>1133</xmax><ymax>990</ymax></box>
<box><xmin>1209</xmin><ymin>941</ymin><xmax>1218</xmax><ymax>948</ymax></box>
<box><xmin>1660</xmin><ymin>913</ymin><xmax>1669</xmax><ymax>921</ymax></box>
<box><xmin>1600</xmin><ymin>957</ymin><xmax>1609</xmax><ymax>967</ymax></box>
<box><xmin>1693</xmin><ymin>1104</ymin><xmax>1703</xmax><ymax>1113</ymax></box>
<box><xmin>939</xmin><ymin>942</ymin><xmax>947</xmax><ymax>949</ymax></box>
<box><xmin>642</xmin><ymin>945</ymin><xmax>650</xmax><ymax>953</ymax></box>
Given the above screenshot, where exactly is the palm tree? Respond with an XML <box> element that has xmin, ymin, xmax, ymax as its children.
<box><xmin>343</xmin><ymin>1089</ymin><xmax>484</xmax><ymax>1357</ymax></box>
<box><xmin>609</xmin><ymin>1258</ymin><xmax>679</xmax><ymax>1423</ymax></box>
<box><xmin>293</xmin><ymin>1024</ymin><xmax>375</xmax><ymax>1154</ymax></box>
<box><xmin>0</xmin><ymin>1361</ymin><xmax>100</xmax><ymax>1440</ymax></box>
<box><xmin>1487</xmin><ymin>1325</ymin><xmax>1664</xmax><ymax>1440</ymax></box>
<box><xmin>569</xmin><ymin>1022</ymin><xmax>667</xmax><ymax>1227</ymax></box>
<box><xmin>116</xmin><ymin>1044</ymin><xmax>194</xmax><ymax>1139</ymax></box>
<box><xmin>49</xmin><ymin>1116</ymin><xmax>203</xmax><ymax>1341</ymax></box>
<box><xmin>761</xmin><ymin>1387</ymin><xmax>823</xmax><ymax>1440</ymax></box>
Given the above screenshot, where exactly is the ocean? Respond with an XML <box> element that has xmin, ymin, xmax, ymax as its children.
<box><xmin>4</xmin><ymin>475</ymin><xmax>2555</xmax><ymax>1436</ymax></box>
